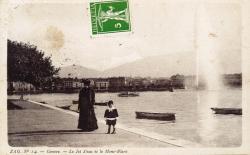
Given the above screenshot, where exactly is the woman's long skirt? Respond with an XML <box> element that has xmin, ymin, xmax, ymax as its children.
<box><xmin>78</xmin><ymin>107</ymin><xmax>98</xmax><ymax>131</ymax></box>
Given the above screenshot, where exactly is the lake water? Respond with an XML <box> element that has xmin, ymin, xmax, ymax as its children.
<box><xmin>8</xmin><ymin>88</ymin><xmax>242</xmax><ymax>147</ymax></box>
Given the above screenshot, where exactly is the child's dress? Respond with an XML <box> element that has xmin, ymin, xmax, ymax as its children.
<box><xmin>104</xmin><ymin>108</ymin><xmax>119</xmax><ymax>125</ymax></box>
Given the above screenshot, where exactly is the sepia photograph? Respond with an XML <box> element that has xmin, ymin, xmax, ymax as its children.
<box><xmin>1</xmin><ymin>0</ymin><xmax>250</xmax><ymax>154</ymax></box>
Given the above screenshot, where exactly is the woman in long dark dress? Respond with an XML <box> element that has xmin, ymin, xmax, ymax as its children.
<box><xmin>78</xmin><ymin>80</ymin><xmax>98</xmax><ymax>131</ymax></box>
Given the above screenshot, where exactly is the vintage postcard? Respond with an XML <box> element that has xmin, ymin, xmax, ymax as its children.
<box><xmin>0</xmin><ymin>0</ymin><xmax>250</xmax><ymax>154</ymax></box>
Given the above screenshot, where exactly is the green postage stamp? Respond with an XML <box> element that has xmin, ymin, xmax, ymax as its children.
<box><xmin>90</xmin><ymin>0</ymin><xmax>131</xmax><ymax>35</ymax></box>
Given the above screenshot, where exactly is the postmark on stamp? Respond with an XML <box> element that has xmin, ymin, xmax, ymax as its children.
<box><xmin>90</xmin><ymin>0</ymin><xmax>131</xmax><ymax>35</ymax></box>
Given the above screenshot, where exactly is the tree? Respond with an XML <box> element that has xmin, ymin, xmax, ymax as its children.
<box><xmin>170</xmin><ymin>74</ymin><xmax>185</xmax><ymax>89</ymax></box>
<box><xmin>7</xmin><ymin>40</ymin><xmax>60</xmax><ymax>88</ymax></box>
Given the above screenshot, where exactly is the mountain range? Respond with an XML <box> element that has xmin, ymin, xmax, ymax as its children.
<box><xmin>58</xmin><ymin>51</ymin><xmax>241</xmax><ymax>78</ymax></box>
<box><xmin>58</xmin><ymin>65</ymin><xmax>101</xmax><ymax>78</ymax></box>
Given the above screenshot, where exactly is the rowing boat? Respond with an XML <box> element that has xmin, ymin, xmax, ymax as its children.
<box><xmin>72</xmin><ymin>100</ymin><xmax>107</xmax><ymax>106</ymax></box>
<box><xmin>118</xmin><ymin>92</ymin><xmax>139</xmax><ymax>97</ymax></box>
<box><xmin>211</xmin><ymin>108</ymin><xmax>242</xmax><ymax>115</ymax></box>
<box><xmin>135</xmin><ymin>111</ymin><xmax>175</xmax><ymax>121</ymax></box>
<box><xmin>56</xmin><ymin>105</ymin><xmax>71</xmax><ymax>110</ymax></box>
<box><xmin>95</xmin><ymin>102</ymin><xmax>108</xmax><ymax>106</ymax></box>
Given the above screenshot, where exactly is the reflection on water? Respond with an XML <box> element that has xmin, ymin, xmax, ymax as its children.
<box><xmin>197</xmin><ymin>91</ymin><xmax>218</xmax><ymax>146</ymax></box>
<box><xmin>8</xmin><ymin>89</ymin><xmax>242</xmax><ymax>147</ymax></box>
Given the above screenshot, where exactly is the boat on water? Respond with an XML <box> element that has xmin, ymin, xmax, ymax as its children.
<box><xmin>39</xmin><ymin>101</ymin><xmax>47</xmax><ymax>104</ymax></box>
<box><xmin>211</xmin><ymin>108</ymin><xmax>242</xmax><ymax>115</ymax></box>
<box><xmin>72</xmin><ymin>100</ymin><xmax>108</xmax><ymax>106</ymax></box>
<box><xmin>95</xmin><ymin>102</ymin><xmax>108</xmax><ymax>106</ymax></box>
<box><xmin>56</xmin><ymin>105</ymin><xmax>71</xmax><ymax>110</ymax></box>
<box><xmin>135</xmin><ymin>111</ymin><xmax>175</xmax><ymax>121</ymax></box>
<box><xmin>118</xmin><ymin>91</ymin><xmax>139</xmax><ymax>97</ymax></box>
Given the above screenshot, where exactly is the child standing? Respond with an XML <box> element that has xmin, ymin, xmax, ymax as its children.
<box><xmin>104</xmin><ymin>100</ymin><xmax>119</xmax><ymax>134</ymax></box>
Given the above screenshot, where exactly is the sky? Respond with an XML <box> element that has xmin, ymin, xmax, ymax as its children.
<box><xmin>8</xmin><ymin>0</ymin><xmax>241</xmax><ymax>72</ymax></box>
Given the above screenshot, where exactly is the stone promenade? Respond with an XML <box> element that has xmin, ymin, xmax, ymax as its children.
<box><xmin>8</xmin><ymin>99</ymin><xmax>179</xmax><ymax>147</ymax></box>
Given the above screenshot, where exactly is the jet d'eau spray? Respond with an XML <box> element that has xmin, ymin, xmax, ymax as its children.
<box><xmin>195</xmin><ymin>2</ymin><xmax>224</xmax><ymax>105</ymax></box>
<box><xmin>194</xmin><ymin>3</ymin><xmax>224</xmax><ymax>144</ymax></box>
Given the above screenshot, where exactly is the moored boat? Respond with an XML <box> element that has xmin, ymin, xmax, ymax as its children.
<box><xmin>211</xmin><ymin>108</ymin><xmax>242</xmax><ymax>115</ymax></box>
<box><xmin>72</xmin><ymin>100</ymin><xmax>78</xmax><ymax>104</ymax></box>
<box><xmin>72</xmin><ymin>100</ymin><xmax>108</xmax><ymax>106</ymax></box>
<box><xmin>39</xmin><ymin>101</ymin><xmax>47</xmax><ymax>104</ymax></box>
<box><xmin>56</xmin><ymin>105</ymin><xmax>71</xmax><ymax>110</ymax></box>
<box><xmin>95</xmin><ymin>102</ymin><xmax>108</xmax><ymax>106</ymax></box>
<box><xmin>118</xmin><ymin>92</ymin><xmax>139</xmax><ymax>97</ymax></box>
<box><xmin>135</xmin><ymin>111</ymin><xmax>175</xmax><ymax>121</ymax></box>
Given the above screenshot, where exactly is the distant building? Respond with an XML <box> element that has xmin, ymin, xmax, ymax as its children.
<box><xmin>142</xmin><ymin>79</ymin><xmax>152</xmax><ymax>88</ymax></box>
<box><xmin>222</xmin><ymin>74</ymin><xmax>242</xmax><ymax>87</ymax></box>
<box><xmin>51</xmin><ymin>77</ymin><xmax>64</xmax><ymax>90</ymax></box>
<box><xmin>130</xmin><ymin>78</ymin><xmax>144</xmax><ymax>89</ymax></box>
<box><xmin>155</xmin><ymin>78</ymin><xmax>171</xmax><ymax>87</ymax></box>
<box><xmin>8</xmin><ymin>81</ymin><xmax>36</xmax><ymax>91</ymax></box>
<box><xmin>95</xmin><ymin>79</ymin><xmax>109</xmax><ymax>91</ymax></box>
<box><xmin>73</xmin><ymin>81</ymin><xmax>84</xmax><ymax>88</ymax></box>
<box><xmin>109</xmin><ymin>77</ymin><xmax>126</xmax><ymax>91</ymax></box>
<box><xmin>64</xmin><ymin>80</ymin><xmax>73</xmax><ymax>89</ymax></box>
<box><xmin>171</xmin><ymin>74</ymin><xmax>185</xmax><ymax>89</ymax></box>
<box><xmin>63</xmin><ymin>78</ymin><xmax>84</xmax><ymax>89</ymax></box>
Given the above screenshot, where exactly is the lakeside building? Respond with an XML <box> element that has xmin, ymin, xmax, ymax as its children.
<box><xmin>124</xmin><ymin>77</ymin><xmax>172</xmax><ymax>91</ymax></box>
<box><xmin>155</xmin><ymin>78</ymin><xmax>172</xmax><ymax>87</ymax></box>
<box><xmin>63</xmin><ymin>78</ymin><xmax>84</xmax><ymax>90</ymax></box>
<box><xmin>222</xmin><ymin>73</ymin><xmax>242</xmax><ymax>87</ymax></box>
<box><xmin>142</xmin><ymin>78</ymin><xmax>152</xmax><ymax>88</ymax></box>
<box><xmin>108</xmin><ymin>77</ymin><xmax>127</xmax><ymax>91</ymax></box>
<box><xmin>170</xmin><ymin>74</ymin><xmax>185</xmax><ymax>89</ymax></box>
<box><xmin>7</xmin><ymin>74</ymin><xmax>242</xmax><ymax>94</ymax></box>
<box><xmin>94</xmin><ymin>78</ymin><xmax>109</xmax><ymax>91</ymax></box>
<box><xmin>126</xmin><ymin>77</ymin><xmax>144</xmax><ymax>89</ymax></box>
<box><xmin>8</xmin><ymin>81</ymin><xmax>36</xmax><ymax>92</ymax></box>
<box><xmin>51</xmin><ymin>77</ymin><xmax>64</xmax><ymax>91</ymax></box>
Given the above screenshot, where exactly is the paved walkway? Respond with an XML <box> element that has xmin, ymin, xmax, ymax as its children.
<box><xmin>8</xmin><ymin>99</ymin><xmax>202</xmax><ymax>147</ymax></box>
<box><xmin>8</xmin><ymin>99</ymin><xmax>178</xmax><ymax>147</ymax></box>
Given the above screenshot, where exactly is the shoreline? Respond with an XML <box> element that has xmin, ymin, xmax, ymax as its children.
<box><xmin>7</xmin><ymin>86</ymin><xmax>242</xmax><ymax>95</ymax></box>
